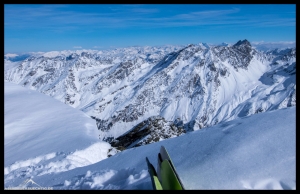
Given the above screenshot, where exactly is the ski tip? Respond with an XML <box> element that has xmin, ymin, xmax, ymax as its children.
<box><xmin>146</xmin><ymin>157</ymin><xmax>151</xmax><ymax>164</ymax></box>
<box><xmin>160</xmin><ymin>145</ymin><xmax>167</xmax><ymax>152</ymax></box>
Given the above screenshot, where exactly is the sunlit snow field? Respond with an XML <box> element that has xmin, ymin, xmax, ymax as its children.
<box><xmin>4</xmin><ymin>81</ymin><xmax>295</xmax><ymax>190</ymax></box>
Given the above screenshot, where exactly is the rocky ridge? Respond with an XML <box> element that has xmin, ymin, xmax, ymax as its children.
<box><xmin>4</xmin><ymin>40</ymin><xmax>296</xmax><ymax>149</ymax></box>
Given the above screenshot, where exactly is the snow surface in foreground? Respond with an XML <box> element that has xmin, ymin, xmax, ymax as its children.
<box><xmin>4</xmin><ymin>82</ymin><xmax>295</xmax><ymax>190</ymax></box>
<box><xmin>4</xmin><ymin>81</ymin><xmax>114</xmax><ymax>178</ymax></box>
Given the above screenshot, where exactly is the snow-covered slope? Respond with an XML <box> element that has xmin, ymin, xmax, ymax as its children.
<box><xmin>4</xmin><ymin>40</ymin><xmax>296</xmax><ymax>146</ymax></box>
<box><xmin>4</xmin><ymin>81</ymin><xmax>118</xmax><ymax>177</ymax></box>
<box><xmin>4</xmin><ymin>81</ymin><xmax>295</xmax><ymax>189</ymax></box>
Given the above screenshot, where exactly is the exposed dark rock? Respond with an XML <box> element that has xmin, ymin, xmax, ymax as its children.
<box><xmin>110</xmin><ymin>116</ymin><xmax>185</xmax><ymax>150</ymax></box>
<box><xmin>4</xmin><ymin>42</ymin><xmax>296</xmax><ymax>152</ymax></box>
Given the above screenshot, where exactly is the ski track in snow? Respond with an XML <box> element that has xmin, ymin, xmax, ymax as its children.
<box><xmin>60</xmin><ymin>169</ymin><xmax>149</xmax><ymax>190</ymax></box>
<box><xmin>4</xmin><ymin>142</ymin><xmax>113</xmax><ymax>183</ymax></box>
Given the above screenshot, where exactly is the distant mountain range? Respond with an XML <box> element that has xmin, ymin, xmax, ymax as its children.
<box><xmin>4</xmin><ymin>39</ymin><xmax>296</xmax><ymax>149</ymax></box>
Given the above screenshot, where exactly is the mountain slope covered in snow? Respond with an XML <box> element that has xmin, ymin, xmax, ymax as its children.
<box><xmin>4</xmin><ymin>40</ymin><xmax>296</xmax><ymax>147</ymax></box>
<box><xmin>4</xmin><ymin>81</ymin><xmax>295</xmax><ymax>189</ymax></box>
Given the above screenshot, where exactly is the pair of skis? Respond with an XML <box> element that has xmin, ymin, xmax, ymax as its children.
<box><xmin>146</xmin><ymin>146</ymin><xmax>185</xmax><ymax>190</ymax></box>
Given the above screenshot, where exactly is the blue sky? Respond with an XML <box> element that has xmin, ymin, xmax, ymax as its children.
<box><xmin>4</xmin><ymin>4</ymin><xmax>296</xmax><ymax>53</ymax></box>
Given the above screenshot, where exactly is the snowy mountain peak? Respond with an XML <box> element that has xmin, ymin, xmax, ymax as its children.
<box><xmin>4</xmin><ymin>53</ymin><xmax>31</xmax><ymax>62</ymax></box>
<box><xmin>4</xmin><ymin>80</ymin><xmax>296</xmax><ymax>190</ymax></box>
<box><xmin>198</xmin><ymin>42</ymin><xmax>210</xmax><ymax>49</ymax></box>
<box><xmin>233</xmin><ymin>39</ymin><xmax>251</xmax><ymax>47</ymax></box>
<box><xmin>218</xmin><ymin>42</ymin><xmax>230</xmax><ymax>47</ymax></box>
<box><xmin>4</xmin><ymin>41</ymin><xmax>296</xmax><ymax>149</ymax></box>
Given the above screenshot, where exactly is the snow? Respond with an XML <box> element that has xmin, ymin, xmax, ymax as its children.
<box><xmin>4</xmin><ymin>60</ymin><xmax>20</xmax><ymax>71</ymax></box>
<box><xmin>252</xmin><ymin>41</ymin><xmax>295</xmax><ymax>52</ymax></box>
<box><xmin>4</xmin><ymin>81</ymin><xmax>295</xmax><ymax>190</ymax></box>
<box><xmin>5</xmin><ymin>53</ymin><xmax>19</xmax><ymax>57</ymax></box>
<box><xmin>4</xmin><ymin>81</ymin><xmax>113</xmax><ymax>171</ymax></box>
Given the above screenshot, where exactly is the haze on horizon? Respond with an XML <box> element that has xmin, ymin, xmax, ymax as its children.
<box><xmin>4</xmin><ymin>4</ymin><xmax>295</xmax><ymax>53</ymax></box>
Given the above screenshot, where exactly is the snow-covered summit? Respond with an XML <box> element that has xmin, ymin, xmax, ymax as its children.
<box><xmin>251</xmin><ymin>41</ymin><xmax>296</xmax><ymax>52</ymax></box>
<box><xmin>4</xmin><ymin>38</ymin><xmax>296</xmax><ymax>189</ymax></box>
<box><xmin>218</xmin><ymin>42</ymin><xmax>230</xmax><ymax>47</ymax></box>
<box><xmin>4</xmin><ymin>40</ymin><xmax>296</xmax><ymax>149</ymax></box>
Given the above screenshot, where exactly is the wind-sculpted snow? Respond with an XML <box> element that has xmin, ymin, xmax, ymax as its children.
<box><xmin>4</xmin><ymin>81</ymin><xmax>296</xmax><ymax>190</ymax></box>
<box><xmin>4</xmin><ymin>142</ymin><xmax>119</xmax><ymax>182</ymax></box>
<box><xmin>4</xmin><ymin>82</ymin><xmax>119</xmax><ymax>186</ymax></box>
<box><xmin>4</xmin><ymin>40</ymin><xmax>296</xmax><ymax>146</ymax></box>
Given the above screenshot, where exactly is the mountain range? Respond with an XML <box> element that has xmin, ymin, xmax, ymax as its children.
<box><xmin>4</xmin><ymin>39</ymin><xmax>296</xmax><ymax>150</ymax></box>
